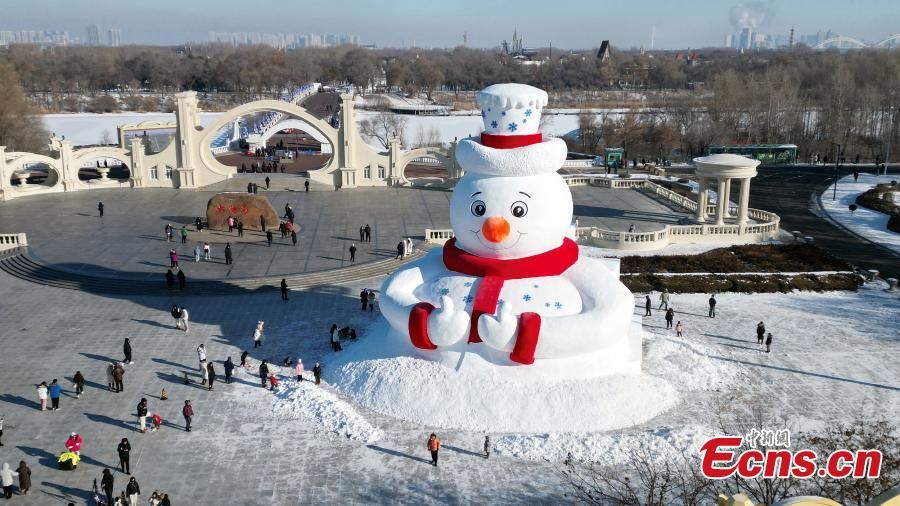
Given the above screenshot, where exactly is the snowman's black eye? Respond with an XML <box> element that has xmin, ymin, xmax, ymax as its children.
<box><xmin>510</xmin><ymin>201</ymin><xmax>528</xmax><ymax>218</ymax></box>
<box><xmin>471</xmin><ymin>200</ymin><xmax>486</xmax><ymax>217</ymax></box>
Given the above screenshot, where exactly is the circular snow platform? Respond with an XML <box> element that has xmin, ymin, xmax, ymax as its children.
<box><xmin>323</xmin><ymin>318</ymin><xmax>692</xmax><ymax>433</ymax></box>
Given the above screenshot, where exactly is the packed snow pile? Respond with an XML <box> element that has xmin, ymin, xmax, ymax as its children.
<box><xmin>320</xmin><ymin>320</ymin><xmax>737</xmax><ymax>433</ymax></box>
<box><xmin>272</xmin><ymin>379</ymin><xmax>382</xmax><ymax>443</ymax></box>
<box><xmin>494</xmin><ymin>425</ymin><xmax>716</xmax><ymax>463</ymax></box>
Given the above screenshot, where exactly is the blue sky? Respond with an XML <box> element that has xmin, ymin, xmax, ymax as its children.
<box><xmin>3</xmin><ymin>0</ymin><xmax>898</xmax><ymax>48</ymax></box>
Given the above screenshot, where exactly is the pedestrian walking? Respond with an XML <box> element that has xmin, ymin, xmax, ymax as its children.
<box><xmin>675</xmin><ymin>320</ymin><xmax>684</xmax><ymax>337</ymax></box>
<box><xmin>266</xmin><ymin>230</ymin><xmax>273</xmax><ymax>247</ymax></box>
<box><xmin>349</xmin><ymin>243</ymin><xmax>356</xmax><ymax>262</ymax></box>
<box><xmin>73</xmin><ymin>370</ymin><xmax>85</xmax><ymax>398</ymax></box>
<box><xmin>658</xmin><ymin>289</ymin><xmax>670</xmax><ymax>310</ymax></box>
<box><xmin>260</xmin><ymin>216</ymin><xmax>267</xmax><ymax>233</ymax></box>
<box><xmin>265</xmin><ymin>176</ymin><xmax>270</xmax><ymax>189</ymax></box>
<box><xmin>313</xmin><ymin>361</ymin><xmax>321</xmax><ymax>385</ymax></box>
<box><xmin>281</xmin><ymin>279</ymin><xmax>289</xmax><ymax>301</ymax></box>
<box><xmin>291</xmin><ymin>229</ymin><xmax>297</xmax><ymax>247</ymax></box>
<box><xmin>237</xmin><ymin>221</ymin><xmax>244</xmax><ymax>237</ymax></box>
<box><xmin>359</xmin><ymin>226</ymin><xmax>365</xmax><ymax>242</ymax></box>
<box><xmin>16</xmin><ymin>461</ymin><xmax>30</xmax><ymax>496</ymax></box>
<box><xmin>169</xmin><ymin>249</ymin><xmax>178</xmax><ymax>268</ymax></box>
<box><xmin>364</xmin><ymin>224</ymin><xmax>371</xmax><ymax>242</ymax></box>
<box><xmin>106</xmin><ymin>362</ymin><xmax>115</xmax><ymax>391</ymax></box>
<box><xmin>137</xmin><ymin>398</ymin><xmax>148</xmax><ymax>433</ymax></box>
<box><xmin>206</xmin><ymin>362</ymin><xmax>216</xmax><ymax>390</ymax></box>
<box><xmin>224</xmin><ymin>243</ymin><xmax>233</xmax><ymax>265</ymax></box>
<box><xmin>49</xmin><ymin>379</ymin><xmax>62</xmax><ymax>410</ymax></box>
<box><xmin>765</xmin><ymin>333</ymin><xmax>773</xmax><ymax>353</ymax></box>
<box><xmin>224</xmin><ymin>357</ymin><xmax>234</xmax><ymax>384</ymax></box>
<box><xmin>165</xmin><ymin>224</ymin><xmax>173</xmax><ymax>242</ymax></box>
<box><xmin>123</xmin><ymin>338</ymin><xmax>133</xmax><ymax>364</ymax></box>
<box><xmin>117</xmin><ymin>438</ymin><xmax>131</xmax><ymax>474</ymax></box>
<box><xmin>756</xmin><ymin>321</ymin><xmax>766</xmax><ymax>344</ymax></box>
<box><xmin>227</xmin><ymin>216</ymin><xmax>234</xmax><ymax>233</ymax></box>
<box><xmin>170</xmin><ymin>305</ymin><xmax>181</xmax><ymax>329</ymax></box>
<box><xmin>304</xmin><ymin>179</ymin><xmax>310</xmax><ymax>192</ymax></box>
<box><xmin>295</xmin><ymin>359</ymin><xmax>304</xmax><ymax>382</ymax></box>
<box><xmin>180</xmin><ymin>226</ymin><xmax>188</xmax><ymax>244</ymax></box>
<box><xmin>665</xmin><ymin>308</ymin><xmax>674</xmax><ymax>329</ymax></box>
<box><xmin>367</xmin><ymin>289</ymin><xmax>376</xmax><ymax>312</ymax></box>
<box><xmin>484</xmin><ymin>435</ymin><xmax>491</xmax><ymax>458</ymax></box>
<box><xmin>177</xmin><ymin>269</ymin><xmax>186</xmax><ymax>289</ymax></box>
<box><xmin>427</xmin><ymin>433</ymin><xmax>441</xmax><ymax>467</ymax></box>
<box><xmin>268</xmin><ymin>373</ymin><xmax>278</xmax><ymax>391</ymax></box>
<box><xmin>644</xmin><ymin>295</ymin><xmax>651</xmax><ymax>317</ymax></box>
<box><xmin>101</xmin><ymin>469</ymin><xmax>115</xmax><ymax>505</ymax></box>
<box><xmin>113</xmin><ymin>362</ymin><xmax>124</xmax><ymax>393</ymax></box>
<box><xmin>1</xmin><ymin>462</ymin><xmax>17</xmax><ymax>499</ymax></box>
<box><xmin>396</xmin><ymin>241</ymin><xmax>404</xmax><ymax>259</ymax></box>
<box><xmin>37</xmin><ymin>382</ymin><xmax>48</xmax><ymax>411</ymax></box>
<box><xmin>253</xmin><ymin>321</ymin><xmax>264</xmax><ymax>348</ymax></box>
<box><xmin>360</xmin><ymin>289</ymin><xmax>368</xmax><ymax>311</ymax></box>
<box><xmin>330</xmin><ymin>324</ymin><xmax>343</xmax><ymax>351</ymax></box>
<box><xmin>708</xmin><ymin>294</ymin><xmax>717</xmax><ymax>318</ymax></box>
<box><xmin>0</xmin><ymin>416</ymin><xmax>3</xmax><ymax>446</ymax></box>
<box><xmin>98</xmin><ymin>201</ymin><xmax>104</xmax><ymax>217</ymax></box>
<box><xmin>258</xmin><ymin>360</ymin><xmax>269</xmax><ymax>387</ymax></box>
<box><xmin>126</xmin><ymin>476</ymin><xmax>141</xmax><ymax>506</ymax></box>
<box><xmin>182</xmin><ymin>400</ymin><xmax>193</xmax><ymax>432</ymax></box>
<box><xmin>179</xmin><ymin>306</ymin><xmax>190</xmax><ymax>332</ymax></box>
<box><xmin>194</xmin><ymin>243</ymin><xmax>201</xmax><ymax>262</ymax></box>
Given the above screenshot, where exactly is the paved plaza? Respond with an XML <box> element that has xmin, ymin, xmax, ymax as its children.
<box><xmin>0</xmin><ymin>181</ymin><xmax>690</xmax><ymax>281</ymax></box>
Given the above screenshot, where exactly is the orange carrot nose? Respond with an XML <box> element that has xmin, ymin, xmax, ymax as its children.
<box><xmin>481</xmin><ymin>216</ymin><xmax>510</xmax><ymax>243</ymax></box>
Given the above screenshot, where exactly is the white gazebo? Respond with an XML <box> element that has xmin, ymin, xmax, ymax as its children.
<box><xmin>693</xmin><ymin>153</ymin><xmax>761</xmax><ymax>225</ymax></box>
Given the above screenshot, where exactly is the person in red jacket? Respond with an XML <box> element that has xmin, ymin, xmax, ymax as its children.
<box><xmin>65</xmin><ymin>432</ymin><xmax>83</xmax><ymax>455</ymax></box>
<box><xmin>182</xmin><ymin>400</ymin><xmax>193</xmax><ymax>432</ymax></box>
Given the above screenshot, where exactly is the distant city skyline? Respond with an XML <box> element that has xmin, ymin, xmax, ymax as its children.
<box><xmin>2</xmin><ymin>0</ymin><xmax>899</xmax><ymax>50</ymax></box>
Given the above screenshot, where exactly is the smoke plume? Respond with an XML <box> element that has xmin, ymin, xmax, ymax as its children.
<box><xmin>729</xmin><ymin>1</ymin><xmax>774</xmax><ymax>30</ymax></box>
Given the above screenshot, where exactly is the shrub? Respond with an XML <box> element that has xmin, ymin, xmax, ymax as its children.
<box><xmin>620</xmin><ymin>273</ymin><xmax>860</xmax><ymax>293</ymax></box>
<box><xmin>619</xmin><ymin>244</ymin><xmax>852</xmax><ymax>274</ymax></box>
<box><xmin>88</xmin><ymin>95</ymin><xmax>119</xmax><ymax>113</ymax></box>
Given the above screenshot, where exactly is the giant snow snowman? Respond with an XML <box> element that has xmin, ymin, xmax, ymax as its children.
<box><xmin>380</xmin><ymin>83</ymin><xmax>640</xmax><ymax>378</ymax></box>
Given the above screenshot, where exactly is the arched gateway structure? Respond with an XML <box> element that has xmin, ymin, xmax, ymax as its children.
<box><xmin>1</xmin><ymin>91</ymin><xmax>460</xmax><ymax>200</ymax></box>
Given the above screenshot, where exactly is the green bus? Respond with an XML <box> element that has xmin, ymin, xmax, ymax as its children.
<box><xmin>705</xmin><ymin>144</ymin><xmax>797</xmax><ymax>165</ymax></box>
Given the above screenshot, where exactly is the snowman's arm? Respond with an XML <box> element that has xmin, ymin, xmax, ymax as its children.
<box><xmin>532</xmin><ymin>257</ymin><xmax>634</xmax><ymax>358</ymax></box>
<box><xmin>379</xmin><ymin>251</ymin><xmax>444</xmax><ymax>342</ymax></box>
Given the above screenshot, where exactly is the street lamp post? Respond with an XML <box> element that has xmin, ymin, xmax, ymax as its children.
<box><xmin>886</xmin><ymin>105</ymin><xmax>896</xmax><ymax>176</ymax></box>
<box><xmin>832</xmin><ymin>142</ymin><xmax>841</xmax><ymax>201</ymax></box>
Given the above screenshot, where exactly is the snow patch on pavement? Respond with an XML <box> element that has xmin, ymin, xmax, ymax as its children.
<box><xmin>272</xmin><ymin>379</ymin><xmax>382</xmax><ymax>443</ymax></box>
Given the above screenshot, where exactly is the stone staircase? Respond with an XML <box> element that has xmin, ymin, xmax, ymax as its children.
<box><xmin>0</xmin><ymin>247</ymin><xmax>426</xmax><ymax>296</ymax></box>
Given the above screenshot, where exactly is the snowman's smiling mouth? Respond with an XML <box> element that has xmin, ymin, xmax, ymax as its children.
<box><xmin>471</xmin><ymin>229</ymin><xmax>526</xmax><ymax>250</ymax></box>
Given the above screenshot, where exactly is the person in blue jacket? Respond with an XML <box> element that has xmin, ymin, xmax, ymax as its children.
<box><xmin>49</xmin><ymin>379</ymin><xmax>62</xmax><ymax>411</ymax></box>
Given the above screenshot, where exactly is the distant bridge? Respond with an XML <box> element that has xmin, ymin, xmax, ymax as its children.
<box><xmin>813</xmin><ymin>34</ymin><xmax>900</xmax><ymax>50</ymax></box>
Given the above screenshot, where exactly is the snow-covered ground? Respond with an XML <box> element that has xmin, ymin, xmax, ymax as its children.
<box><xmin>820</xmin><ymin>174</ymin><xmax>900</xmax><ymax>255</ymax></box>
<box><xmin>268</xmin><ymin>280</ymin><xmax>900</xmax><ymax>464</ymax></box>
<box><xmin>42</xmin><ymin>112</ymin><xmax>223</xmax><ymax>146</ymax></box>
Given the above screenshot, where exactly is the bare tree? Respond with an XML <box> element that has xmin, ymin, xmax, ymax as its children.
<box><xmin>99</xmin><ymin>129</ymin><xmax>113</xmax><ymax>145</ymax></box>
<box><xmin>577</xmin><ymin>111</ymin><xmax>604</xmax><ymax>154</ymax></box>
<box><xmin>359</xmin><ymin>112</ymin><xmax>408</xmax><ymax>150</ymax></box>
<box><xmin>0</xmin><ymin>63</ymin><xmax>49</xmax><ymax>152</ymax></box>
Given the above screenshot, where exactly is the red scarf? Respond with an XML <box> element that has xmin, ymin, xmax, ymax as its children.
<box><xmin>408</xmin><ymin>237</ymin><xmax>578</xmax><ymax>365</ymax></box>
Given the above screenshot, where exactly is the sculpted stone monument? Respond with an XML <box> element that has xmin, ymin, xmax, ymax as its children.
<box><xmin>206</xmin><ymin>193</ymin><xmax>279</xmax><ymax>231</ymax></box>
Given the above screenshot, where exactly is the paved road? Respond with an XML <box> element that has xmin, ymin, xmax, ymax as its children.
<box><xmin>750</xmin><ymin>165</ymin><xmax>900</xmax><ymax>279</ymax></box>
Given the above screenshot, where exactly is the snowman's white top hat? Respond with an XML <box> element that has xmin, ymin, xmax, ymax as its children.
<box><xmin>456</xmin><ymin>83</ymin><xmax>567</xmax><ymax>177</ymax></box>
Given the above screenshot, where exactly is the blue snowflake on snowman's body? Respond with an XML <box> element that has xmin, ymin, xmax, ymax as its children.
<box><xmin>508</xmin><ymin>122</ymin><xmax>518</xmax><ymax>132</ymax></box>
<box><xmin>501</xmin><ymin>111</ymin><xmax>506</xmax><ymax>116</ymax></box>
<box><xmin>522</xmin><ymin>118</ymin><xmax>527</xmax><ymax>124</ymax></box>
<box><xmin>522</xmin><ymin>294</ymin><xmax>532</xmax><ymax>302</ymax></box>
<box><xmin>554</xmin><ymin>301</ymin><xmax>563</xmax><ymax>309</ymax></box>
<box><xmin>481</xmin><ymin>110</ymin><xmax>486</xmax><ymax>118</ymax></box>
<box><xmin>463</xmin><ymin>281</ymin><xmax>473</xmax><ymax>287</ymax></box>
<box><xmin>525</xmin><ymin>108</ymin><xmax>533</xmax><ymax>117</ymax></box>
<box><xmin>490</xmin><ymin>120</ymin><xmax>498</xmax><ymax>129</ymax></box>
<box><xmin>439</xmin><ymin>287</ymin><xmax>450</xmax><ymax>296</ymax></box>
<box><xmin>545</xmin><ymin>302</ymin><xmax>551</xmax><ymax>307</ymax></box>
<box><xmin>462</xmin><ymin>295</ymin><xmax>474</xmax><ymax>304</ymax></box>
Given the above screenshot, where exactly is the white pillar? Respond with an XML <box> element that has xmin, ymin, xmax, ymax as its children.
<box><xmin>715</xmin><ymin>178</ymin><xmax>727</xmax><ymax>225</ymax></box>
<box><xmin>737</xmin><ymin>178</ymin><xmax>751</xmax><ymax>225</ymax></box>
<box><xmin>722</xmin><ymin>178</ymin><xmax>732</xmax><ymax>217</ymax></box>
<box><xmin>695</xmin><ymin>177</ymin><xmax>707</xmax><ymax>222</ymax></box>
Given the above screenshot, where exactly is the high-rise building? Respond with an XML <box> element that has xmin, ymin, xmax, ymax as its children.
<box><xmin>724</xmin><ymin>34</ymin><xmax>734</xmax><ymax>48</ymax></box>
<box><xmin>739</xmin><ymin>27</ymin><xmax>753</xmax><ymax>50</ymax></box>
<box><xmin>86</xmin><ymin>25</ymin><xmax>100</xmax><ymax>46</ymax></box>
<box><xmin>108</xmin><ymin>28</ymin><xmax>121</xmax><ymax>47</ymax></box>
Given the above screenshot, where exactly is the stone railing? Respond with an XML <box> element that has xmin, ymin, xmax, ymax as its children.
<box><xmin>424</xmin><ymin>176</ymin><xmax>781</xmax><ymax>250</ymax></box>
<box><xmin>0</xmin><ymin>233</ymin><xmax>27</xmax><ymax>252</ymax></box>
<box><xmin>425</xmin><ymin>228</ymin><xmax>455</xmax><ymax>244</ymax></box>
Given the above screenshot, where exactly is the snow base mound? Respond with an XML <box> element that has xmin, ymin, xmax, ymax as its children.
<box><xmin>272</xmin><ymin>379</ymin><xmax>382</xmax><ymax>443</ymax></box>
<box><xmin>318</xmin><ymin>321</ymin><xmax>735</xmax><ymax>433</ymax></box>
